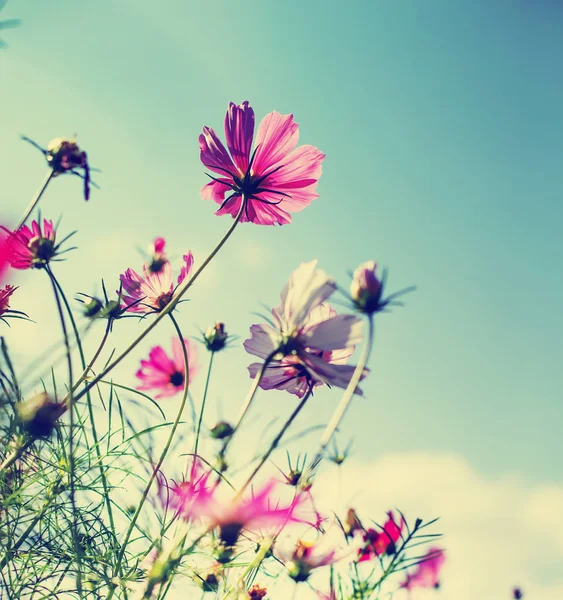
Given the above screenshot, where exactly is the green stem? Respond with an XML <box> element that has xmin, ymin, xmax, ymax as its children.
<box><xmin>308</xmin><ymin>314</ymin><xmax>374</xmax><ymax>474</ymax></box>
<box><xmin>45</xmin><ymin>266</ymin><xmax>82</xmax><ymax>597</ymax></box>
<box><xmin>216</xmin><ymin>350</ymin><xmax>278</xmax><ymax>471</ymax></box>
<box><xmin>238</xmin><ymin>381</ymin><xmax>314</xmax><ymax>495</ymax></box>
<box><xmin>221</xmin><ymin>539</ymin><xmax>274</xmax><ymax>599</ymax></box>
<box><xmin>49</xmin><ymin>271</ymin><xmax>120</xmax><ymax>566</ymax></box>
<box><xmin>0</xmin><ymin>477</ymin><xmax>62</xmax><ymax>571</ymax></box>
<box><xmin>73</xmin><ymin>198</ymin><xmax>246</xmax><ymax>406</ymax></box>
<box><xmin>106</xmin><ymin>313</ymin><xmax>192</xmax><ymax>599</ymax></box>
<box><xmin>194</xmin><ymin>351</ymin><xmax>214</xmax><ymax>457</ymax></box>
<box><xmin>14</xmin><ymin>170</ymin><xmax>54</xmax><ymax>232</ymax></box>
<box><xmin>0</xmin><ymin>438</ymin><xmax>32</xmax><ymax>474</ymax></box>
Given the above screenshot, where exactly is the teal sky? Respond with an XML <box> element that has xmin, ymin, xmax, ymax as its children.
<box><xmin>2</xmin><ymin>0</ymin><xmax>562</xmax><ymax>492</ymax></box>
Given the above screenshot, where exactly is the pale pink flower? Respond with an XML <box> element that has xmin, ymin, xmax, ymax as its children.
<box><xmin>177</xmin><ymin>479</ymin><xmax>309</xmax><ymax>546</ymax></box>
<box><xmin>119</xmin><ymin>246</ymin><xmax>194</xmax><ymax>314</ymax></box>
<box><xmin>400</xmin><ymin>547</ymin><xmax>446</xmax><ymax>590</ymax></box>
<box><xmin>6</xmin><ymin>219</ymin><xmax>59</xmax><ymax>270</ymax></box>
<box><xmin>277</xmin><ymin>527</ymin><xmax>352</xmax><ymax>582</ymax></box>
<box><xmin>135</xmin><ymin>337</ymin><xmax>198</xmax><ymax>399</ymax></box>
<box><xmin>199</xmin><ymin>101</ymin><xmax>325</xmax><ymax>225</ymax></box>
<box><xmin>358</xmin><ymin>511</ymin><xmax>405</xmax><ymax>561</ymax></box>
<box><xmin>244</xmin><ymin>261</ymin><xmax>366</xmax><ymax>397</ymax></box>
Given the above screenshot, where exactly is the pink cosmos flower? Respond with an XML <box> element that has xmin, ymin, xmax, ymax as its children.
<box><xmin>6</xmin><ymin>219</ymin><xmax>59</xmax><ymax>270</ymax></box>
<box><xmin>119</xmin><ymin>241</ymin><xmax>194</xmax><ymax>314</ymax></box>
<box><xmin>400</xmin><ymin>547</ymin><xmax>446</xmax><ymax>591</ymax></box>
<box><xmin>136</xmin><ymin>337</ymin><xmax>198</xmax><ymax>399</ymax></box>
<box><xmin>244</xmin><ymin>260</ymin><xmax>366</xmax><ymax>397</ymax></box>
<box><xmin>358</xmin><ymin>511</ymin><xmax>405</xmax><ymax>562</ymax></box>
<box><xmin>168</xmin><ymin>457</ymin><xmax>213</xmax><ymax>517</ymax></box>
<box><xmin>176</xmin><ymin>479</ymin><xmax>309</xmax><ymax>546</ymax></box>
<box><xmin>0</xmin><ymin>285</ymin><xmax>17</xmax><ymax>322</ymax></box>
<box><xmin>199</xmin><ymin>101</ymin><xmax>325</xmax><ymax>225</ymax></box>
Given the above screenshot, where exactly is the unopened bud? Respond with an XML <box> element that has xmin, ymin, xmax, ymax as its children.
<box><xmin>210</xmin><ymin>421</ymin><xmax>234</xmax><ymax>440</ymax></box>
<box><xmin>83</xmin><ymin>297</ymin><xmax>103</xmax><ymax>318</ymax></box>
<box><xmin>285</xmin><ymin>559</ymin><xmax>311</xmax><ymax>583</ymax></box>
<box><xmin>47</xmin><ymin>138</ymin><xmax>88</xmax><ymax>174</ymax></box>
<box><xmin>248</xmin><ymin>584</ymin><xmax>268</xmax><ymax>599</ymax></box>
<box><xmin>17</xmin><ymin>392</ymin><xmax>64</xmax><ymax>437</ymax></box>
<box><xmin>204</xmin><ymin>322</ymin><xmax>228</xmax><ymax>352</ymax></box>
<box><xmin>350</xmin><ymin>260</ymin><xmax>383</xmax><ymax>314</ymax></box>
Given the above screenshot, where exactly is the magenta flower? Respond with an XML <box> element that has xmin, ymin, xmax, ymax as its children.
<box><xmin>400</xmin><ymin>547</ymin><xmax>446</xmax><ymax>590</ymax></box>
<box><xmin>167</xmin><ymin>457</ymin><xmax>212</xmax><ymax>517</ymax></box>
<box><xmin>6</xmin><ymin>219</ymin><xmax>62</xmax><ymax>270</ymax></box>
<box><xmin>0</xmin><ymin>228</ymin><xmax>9</xmax><ymax>281</ymax></box>
<box><xmin>135</xmin><ymin>337</ymin><xmax>198</xmax><ymax>399</ymax></box>
<box><xmin>177</xmin><ymin>479</ymin><xmax>309</xmax><ymax>546</ymax></box>
<box><xmin>244</xmin><ymin>260</ymin><xmax>366</xmax><ymax>397</ymax></box>
<box><xmin>358</xmin><ymin>511</ymin><xmax>405</xmax><ymax>561</ymax></box>
<box><xmin>0</xmin><ymin>285</ymin><xmax>17</xmax><ymax>322</ymax></box>
<box><xmin>119</xmin><ymin>243</ymin><xmax>194</xmax><ymax>314</ymax></box>
<box><xmin>199</xmin><ymin>101</ymin><xmax>325</xmax><ymax>225</ymax></box>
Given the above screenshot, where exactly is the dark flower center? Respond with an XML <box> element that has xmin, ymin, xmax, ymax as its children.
<box><xmin>29</xmin><ymin>237</ymin><xmax>56</xmax><ymax>264</ymax></box>
<box><xmin>169</xmin><ymin>371</ymin><xmax>184</xmax><ymax>387</ymax></box>
<box><xmin>157</xmin><ymin>292</ymin><xmax>173</xmax><ymax>309</ymax></box>
<box><xmin>219</xmin><ymin>522</ymin><xmax>243</xmax><ymax>547</ymax></box>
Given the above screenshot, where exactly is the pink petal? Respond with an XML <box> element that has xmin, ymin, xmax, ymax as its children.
<box><xmin>301</xmin><ymin>314</ymin><xmax>363</xmax><ymax>352</ymax></box>
<box><xmin>178</xmin><ymin>252</ymin><xmax>194</xmax><ymax>285</ymax></box>
<box><xmin>201</xmin><ymin>179</ymin><xmax>232</xmax><ymax>204</ymax></box>
<box><xmin>253</xmin><ymin>112</ymin><xmax>299</xmax><ymax>176</ymax></box>
<box><xmin>224</xmin><ymin>101</ymin><xmax>255</xmax><ymax>174</ymax></box>
<box><xmin>199</xmin><ymin>127</ymin><xmax>237</xmax><ymax>177</ymax></box>
<box><xmin>303</xmin><ymin>353</ymin><xmax>366</xmax><ymax>395</ymax></box>
<box><xmin>244</xmin><ymin>324</ymin><xmax>279</xmax><ymax>359</ymax></box>
<box><xmin>148</xmin><ymin>346</ymin><xmax>175</xmax><ymax>374</ymax></box>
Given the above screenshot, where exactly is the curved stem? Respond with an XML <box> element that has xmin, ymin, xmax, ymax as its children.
<box><xmin>107</xmin><ymin>313</ymin><xmax>191</xmax><ymax>598</ymax></box>
<box><xmin>309</xmin><ymin>314</ymin><xmax>374</xmax><ymax>473</ymax></box>
<box><xmin>216</xmin><ymin>350</ymin><xmax>278</xmax><ymax>469</ymax></box>
<box><xmin>45</xmin><ymin>266</ymin><xmax>82</xmax><ymax>597</ymax></box>
<box><xmin>239</xmin><ymin>382</ymin><xmax>314</xmax><ymax>495</ymax></box>
<box><xmin>73</xmin><ymin>198</ymin><xmax>246</xmax><ymax>406</ymax></box>
<box><xmin>194</xmin><ymin>351</ymin><xmax>214</xmax><ymax>457</ymax></box>
<box><xmin>0</xmin><ymin>439</ymin><xmax>32</xmax><ymax>474</ymax></box>
<box><xmin>15</xmin><ymin>170</ymin><xmax>54</xmax><ymax>232</ymax></box>
<box><xmin>48</xmin><ymin>271</ymin><xmax>119</xmax><ymax>559</ymax></box>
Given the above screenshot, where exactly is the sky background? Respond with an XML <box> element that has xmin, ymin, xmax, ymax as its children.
<box><xmin>1</xmin><ymin>1</ymin><xmax>563</xmax><ymax>598</ymax></box>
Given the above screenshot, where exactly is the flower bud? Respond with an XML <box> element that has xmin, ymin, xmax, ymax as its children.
<box><xmin>350</xmin><ymin>260</ymin><xmax>383</xmax><ymax>314</ymax></box>
<box><xmin>210</xmin><ymin>421</ymin><xmax>234</xmax><ymax>440</ymax></box>
<box><xmin>46</xmin><ymin>138</ymin><xmax>88</xmax><ymax>174</ymax></box>
<box><xmin>285</xmin><ymin>559</ymin><xmax>312</xmax><ymax>583</ymax></box>
<box><xmin>83</xmin><ymin>297</ymin><xmax>104</xmax><ymax>318</ymax></box>
<box><xmin>200</xmin><ymin>573</ymin><xmax>220</xmax><ymax>593</ymax></box>
<box><xmin>204</xmin><ymin>322</ymin><xmax>229</xmax><ymax>352</ymax></box>
<box><xmin>248</xmin><ymin>584</ymin><xmax>268</xmax><ymax>599</ymax></box>
<box><xmin>17</xmin><ymin>392</ymin><xmax>64</xmax><ymax>437</ymax></box>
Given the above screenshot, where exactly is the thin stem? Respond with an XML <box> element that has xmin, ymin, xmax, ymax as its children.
<box><xmin>194</xmin><ymin>351</ymin><xmax>214</xmax><ymax>457</ymax></box>
<box><xmin>107</xmin><ymin>313</ymin><xmax>192</xmax><ymax>598</ymax></box>
<box><xmin>45</xmin><ymin>266</ymin><xmax>82</xmax><ymax>597</ymax></box>
<box><xmin>308</xmin><ymin>314</ymin><xmax>374</xmax><ymax>473</ymax></box>
<box><xmin>216</xmin><ymin>350</ymin><xmax>278</xmax><ymax>468</ymax></box>
<box><xmin>0</xmin><ymin>439</ymin><xmax>32</xmax><ymax>474</ymax></box>
<box><xmin>15</xmin><ymin>170</ymin><xmax>54</xmax><ymax>232</ymax></box>
<box><xmin>73</xmin><ymin>197</ymin><xmax>246</xmax><ymax>406</ymax></box>
<box><xmin>0</xmin><ymin>477</ymin><xmax>62</xmax><ymax>572</ymax></box>
<box><xmin>238</xmin><ymin>382</ymin><xmax>314</xmax><ymax>495</ymax></box>
<box><xmin>49</xmin><ymin>271</ymin><xmax>120</xmax><ymax>564</ymax></box>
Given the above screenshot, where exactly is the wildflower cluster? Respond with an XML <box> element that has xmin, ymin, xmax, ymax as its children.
<box><xmin>0</xmin><ymin>100</ymin><xmax>446</xmax><ymax>600</ymax></box>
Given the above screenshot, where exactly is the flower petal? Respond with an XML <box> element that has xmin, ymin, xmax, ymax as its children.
<box><xmin>301</xmin><ymin>314</ymin><xmax>363</xmax><ymax>352</ymax></box>
<box><xmin>243</xmin><ymin>323</ymin><xmax>279</xmax><ymax>359</ymax></box>
<box><xmin>200</xmin><ymin>179</ymin><xmax>232</xmax><ymax>204</ymax></box>
<box><xmin>199</xmin><ymin>126</ymin><xmax>237</xmax><ymax>177</ymax></box>
<box><xmin>225</xmin><ymin>101</ymin><xmax>255</xmax><ymax>174</ymax></box>
<box><xmin>278</xmin><ymin>261</ymin><xmax>336</xmax><ymax>332</ymax></box>
<box><xmin>253</xmin><ymin>111</ymin><xmax>299</xmax><ymax>176</ymax></box>
<box><xmin>178</xmin><ymin>252</ymin><xmax>194</xmax><ymax>285</ymax></box>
